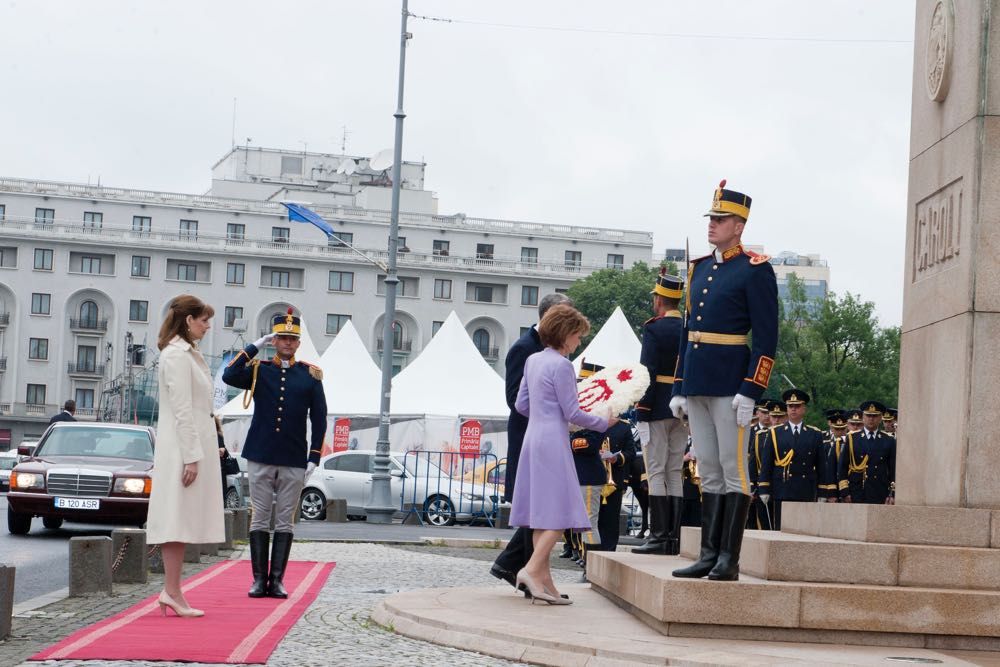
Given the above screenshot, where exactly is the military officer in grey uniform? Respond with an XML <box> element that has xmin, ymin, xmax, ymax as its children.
<box><xmin>634</xmin><ymin>269</ymin><xmax>686</xmax><ymax>555</ymax></box>
<box><xmin>670</xmin><ymin>181</ymin><xmax>778</xmax><ymax>581</ymax></box>
<box><xmin>223</xmin><ymin>308</ymin><xmax>327</xmax><ymax>598</ymax></box>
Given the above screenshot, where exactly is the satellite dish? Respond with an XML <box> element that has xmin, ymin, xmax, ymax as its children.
<box><xmin>369</xmin><ymin>148</ymin><xmax>394</xmax><ymax>171</ymax></box>
<box><xmin>336</xmin><ymin>158</ymin><xmax>352</xmax><ymax>175</ymax></box>
<box><xmin>344</xmin><ymin>160</ymin><xmax>357</xmax><ymax>175</ymax></box>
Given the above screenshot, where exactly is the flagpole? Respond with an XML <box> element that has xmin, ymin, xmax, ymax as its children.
<box><xmin>366</xmin><ymin>0</ymin><xmax>410</xmax><ymax>524</ymax></box>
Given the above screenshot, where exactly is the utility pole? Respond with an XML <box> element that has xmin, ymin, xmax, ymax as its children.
<box><xmin>366</xmin><ymin>0</ymin><xmax>411</xmax><ymax>524</ymax></box>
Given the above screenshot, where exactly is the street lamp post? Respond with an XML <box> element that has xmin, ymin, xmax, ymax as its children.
<box><xmin>366</xmin><ymin>0</ymin><xmax>411</xmax><ymax>524</ymax></box>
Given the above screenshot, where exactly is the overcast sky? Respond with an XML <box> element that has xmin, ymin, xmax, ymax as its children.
<box><xmin>0</xmin><ymin>1</ymin><xmax>915</xmax><ymax>325</ymax></box>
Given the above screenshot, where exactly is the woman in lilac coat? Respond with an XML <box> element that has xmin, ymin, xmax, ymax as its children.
<box><xmin>510</xmin><ymin>304</ymin><xmax>613</xmax><ymax>604</ymax></box>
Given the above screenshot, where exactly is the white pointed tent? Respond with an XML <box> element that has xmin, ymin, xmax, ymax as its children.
<box><xmin>390</xmin><ymin>311</ymin><xmax>509</xmax><ymax>417</ymax></box>
<box><xmin>572</xmin><ymin>306</ymin><xmax>642</xmax><ymax>372</ymax></box>
<box><xmin>215</xmin><ymin>316</ymin><xmax>324</xmax><ymax>417</ymax></box>
<box><xmin>316</xmin><ymin>320</ymin><xmax>381</xmax><ymax>415</ymax></box>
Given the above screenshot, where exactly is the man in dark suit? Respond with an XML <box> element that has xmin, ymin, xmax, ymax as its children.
<box><xmin>49</xmin><ymin>400</ymin><xmax>77</xmax><ymax>424</ymax></box>
<box><xmin>491</xmin><ymin>293</ymin><xmax>571</xmax><ymax>591</ymax></box>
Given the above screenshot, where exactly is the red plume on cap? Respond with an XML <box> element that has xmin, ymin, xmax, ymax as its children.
<box><xmin>287</xmin><ymin>307</ymin><xmax>294</xmax><ymax>315</ymax></box>
<box><xmin>719</xmin><ymin>179</ymin><xmax>727</xmax><ymax>189</ymax></box>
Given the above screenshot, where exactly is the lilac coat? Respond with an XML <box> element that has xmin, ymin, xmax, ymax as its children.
<box><xmin>509</xmin><ymin>347</ymin><xmax>608</xmax><ymax>530</ymax></box>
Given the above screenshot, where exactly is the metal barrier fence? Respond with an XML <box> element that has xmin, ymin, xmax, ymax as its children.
<box><xmin>399</xmin><ymin>450</ymin><xmax>501</xmax><ymax>527</ymax></box>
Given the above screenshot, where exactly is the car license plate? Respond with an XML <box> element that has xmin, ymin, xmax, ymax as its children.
<box><xmin>54</xmin><ymin>497</ymin><xmax>101</xmax><ymax>510</ymax></box>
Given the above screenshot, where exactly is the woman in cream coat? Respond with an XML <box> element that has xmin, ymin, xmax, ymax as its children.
<box><xmin>147</xmin><ymin>295</ymin><xmax>224</xmax><ymax>617</ymax></box>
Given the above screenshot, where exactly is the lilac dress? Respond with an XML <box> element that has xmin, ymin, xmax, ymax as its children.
<box><xmin>510</xmin><ymin>347</ymin><xmax>608</xmax><ymax>530</ymax></box>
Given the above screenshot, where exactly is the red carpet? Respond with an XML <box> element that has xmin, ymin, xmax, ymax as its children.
<box><xmin>31</xmin><ymin>560</ymin><xmax>335</xmax><ymax>664</ymax></box>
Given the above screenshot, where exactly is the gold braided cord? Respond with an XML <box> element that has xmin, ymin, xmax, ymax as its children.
<box><xmin>242</xmin><ymin>360</ymin><xmax>260</xmax><ymax>410</ymax></box>
<box><xmin>847</xmin><ymin>434</ymin><xmax>869</xmax><ymax>475</ymax></box>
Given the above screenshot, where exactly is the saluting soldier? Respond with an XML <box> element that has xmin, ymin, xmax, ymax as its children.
<box><xmin>838</xmin><ymin>401</ymin><xmax>896</xmax><ymax>505</ymax></box>
<box><xmin>634</xmin><ymin>269</ymin><xmax>686</xmax><ymax>555</ymax></box>
<box><xmin>223</xmin><ymin>308</ymin><xmax>327</xmax><ymax>598</ymax></box>
<box><xmin>757</xmin><ymin>390</ymin><xmax>834</xmax><ymax>529</ymax></box>
<box><xmin>670</xmin><ymin>181</ymin><xmax>779</xmax><ymax>582</ymax></box>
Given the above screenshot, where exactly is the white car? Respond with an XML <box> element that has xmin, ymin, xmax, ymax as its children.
<box><xmin>299</xmin><ymin>449</ymin><xmax>497</xmax><ymax>526</ymax></box>
<box><xmin>0</xmin><ymin>451</ymin><xmax>17</xmax><ymax>491</ymax></box>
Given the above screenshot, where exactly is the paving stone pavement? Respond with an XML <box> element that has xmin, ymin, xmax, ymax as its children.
<box><xmin>5</xmin><ymin>542</ymin><xmax>581</xmax><ymax>667</ymax></box>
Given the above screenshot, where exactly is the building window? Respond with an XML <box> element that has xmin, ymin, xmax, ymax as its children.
<box><xmin>226</xmin><ymin>262</ymin><xmax>245</xmax><ymax>285</ymax></box>
<box><xmin>280</xmin><ymin>155</ymin><xmax>303</xmax><ymax>175</ymax></box>
<box><xmin>392</xmin><ymin>321</ymin><xmax>404</xmax><ymax>349</ymax></box>
<box><xmin>131</xmin><ymin>255</ymin><xmax>150</xmax><ymax>277</ymax></box>
<box><xmin>179</xmin><ymin>219</ymin><xmax>198</xmax><ymax>240</ymax></box>
<box><xmin>34</xmin><ymin>208</ymin><xmax>55</xmax><ymax>226</ymax></box>
<box><xmin>130</xmin><ymin>343</ymin><xmax>146</xmax><ymax>366</ymax></box>
<box><xmin>329</xmin><ymin>231</ymin><xmax>353</xmax><ymax>248</ymax></box>
<box><xmin>270</xmin><ymin>270</ymin><xmax>290</xmax><ymax>288</ymax></box>
<box><xmin>432</xmin><ymin>321</ymin><xmax>444</xmax><ymax>336</ymax></box>
<box><xmin>129</xmin><ymin>300</ymin><xmax>148</xmax><ymax>322</ymax></box>
<box><xmin>521</xmin><ymin>247</ymin><xmax>538</xmax><ymax>264</ymax></box>
<box><xmin>28</xmin><ymin>338</ymin><xmax>48</xmax><ymax>360</ymax></box>
<box><xmin>75</xmin><ymin>388</ymin><xmax>95</xmax><ymax>410</ymax></box>
<box><xmin>0</xmin><ymin>204</ymin><xmax>5</xmax><ymax>221</ymax></box>
<box><xmin>31</xmin><ymin>293</ymin><xmax>51</xmax><ymax>315</ymax></box>
<box><xmin>81</xmin><ymin>255</ymin><xmax>102</xmax><ymax>274</ymax></box>
<box><xmin>80</xmin><ymin>300</ymin><xmax>99</xmax><ymax>326</ymax></box>
<box><xmin>26</xmin><ymin>384</ymin><xmax>46</xmax><ymax>406</ymax></box>
<box><xmin>326</xmin><ymin>314</ymin><xmax>350</xmax><ymax>335</ymax></box>
<box><xmin>565</xmin><ymin>250</ymin><xmax>582</xmax><ymax>268</ymax></box>
<box><xmin>472</xmin><ymin>328</ymin><xmax>491</xmax><ymax>355</ymax></box>
<box><xmin>329</xmin><ymin>271</ymin><xmax>354</xmax><ymax>292</ymax></box>
<box><xmin>132</xmin><ymin>216</ymin><xmax>152</xmax><ymax>235</ymax></box>
<box><xmin>396</xmin><ymin>236</ymin><xmax>408</xmax><ymax>252</ymax></box>
<box><xmin>433</xmin><ymin>240</ymin><xmax>450</xmax><ymax>256</ymax></box>
<box><xmin>521</xmin><ymin>285</ymin><xmax>539</xmax><ymax>306</ymax></box>
<box><xmin>476</xmin><ymin>243</ymin><xmax>494</xmax><ymax>260</ymax></box>
<box><xmin>33</xmin><ymin>248</ymin><xmax>53</xmax><ymax>271</ymax></box>
<box><xmin>607</xmin><ymin>253</ymin><xmax>624</xmax><ymax>270</ymax></box>
<box><xmin>224</xmin><ymin>306</ymin><xmax>243</xmax><ymax>328</ymax></box>
<box><xmin>272</xmin><ymin>227</ymin><xmax>290</xmax><ymax>244</ymax></box>
<box><xmin>227</xmin><ymin>223</ymin><xmax>245</xmax><ymax>240</ymax></box>
<box><xmin>475</xmin><ymin>285</ymin><xmax>494</xmax><ymax>302</ymax></box>
<box><xmin>76</xmin><ymin>345</ymin><xmax>97</xmax><ymax>372</ymax></box>
<box><xmin>176</xmin><ymin>263</ymin><xmax>197</xmax><ymax>281</ymax></box>
<box><xmin>83</xmin><ymin>211</ymin><xmax>103</xmax><ymax>230</ymax></box>
<box><xmin>433</xmin><ymin>278</ymin><xmax>452</xmax><ymax>300</ymax></box>
<box><xmin>377</xmin><ymin>275</ymin><xmax>418</xmax><ymax>297</ymax></box>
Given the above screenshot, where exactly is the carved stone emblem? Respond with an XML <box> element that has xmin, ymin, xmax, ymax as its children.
<box><xmin>925</xmin><ymin>0</ymin><xmax>953</xmax><ymax>102</ymax></box>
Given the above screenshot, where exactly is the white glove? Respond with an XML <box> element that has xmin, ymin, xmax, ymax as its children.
<box><xmin>759</xmin><ymin>494</ymin><xmax>770</xmax><ymax>504</ymax></box>
<box><xmin>305</xmin><ymin>462</ymin><xmax>317</xmax><ymax>479</ymax></box>
<box><xmin>253</xmin><ymin>333</ymin><xmax>275</xmax><ymax>348</ymax></box>
<box><xmin>669</xmin><ymin>396</ymin><xmax>687</xmax><ymax>419</ymax></box>
<box><xmin>732</xmin><ymin>393</ymin><xmax>755</xmax><ymax>427</ymax></box>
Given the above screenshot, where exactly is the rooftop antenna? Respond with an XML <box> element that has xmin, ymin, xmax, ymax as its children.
<box><xmin>231</xmin><ymin>97</ymin><xmax>237</xmax><ymax>149</ymax></box>
<box><xmin>341</xmin><ymin>125</ymin><xmax>351</xmax><ymax>154</ymax></box>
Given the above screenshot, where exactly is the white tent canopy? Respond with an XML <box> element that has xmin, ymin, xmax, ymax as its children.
<box><xmin>316</xmin><ymin>319</ymin><xmax>381</xmax><ymax>415</ymax></box>
<box><xmin>390</xmin><ymin>311</ymin><xmax>509</xmax><ymax>417</ymax></box>
<box><xmin>573</xmin><ymin>306</ymin><xmax>642</xmax><ymax>372</ymax></box>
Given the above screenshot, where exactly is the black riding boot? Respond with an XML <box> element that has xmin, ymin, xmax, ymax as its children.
<box><xmin>708</xmin><ymin>493</ymin><xmax>752</xmax><ymax>581</ymax></box>
<box><xmin>248</xmin><ymin>530</ymin><xmax>270</xmax><ymax>598</ymax></box>
<box><xmin>267</xmin><ymin>531</ymin><xmax>294</xmax><ymax>598</ymax></box>
<box><xmin>633</xmin><ymin>496</ymin><xmax>670</xmax><ymax>554</ymax></box>
<box><xmin>671</xmin><ymin>493</ymin><xmax>725</xmax><ymax>578</ymax></box>
<box><xmin>665</xmin><ymin>496</ymin><xmax>685</xmax><ymax>555</ymax></box>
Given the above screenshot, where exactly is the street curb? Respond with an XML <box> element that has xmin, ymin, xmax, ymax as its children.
<box><xmin>12</xmin><ymin>587</ymin><xmax>68</xmax><ymax>617</ymax></box>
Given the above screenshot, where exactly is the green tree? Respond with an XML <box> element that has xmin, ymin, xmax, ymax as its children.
<box><xmin>566</xmin><ymin>260</ymin><xmax>679</xmax><ymax>348</ymax></box>
<box><xmin>769</xmin><ymin>274</ymin><xmax>900</xmax><ymax>426</ymax></box>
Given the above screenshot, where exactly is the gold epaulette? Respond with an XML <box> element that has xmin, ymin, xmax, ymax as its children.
<box><xmin>744</xmin><ymin>249</ymin><xmax>772</xmax><ymax>265</ymax></box>
<box><xmin>806</xmin><ymin>425</ymin><xmax>822</xmax><ymax>432</ymax></box>
<box><xmin>643</xmin><ymin>315</ymin><xmax>662</xmax><ymax>325</ymax></box>
<box><xmin>301</xmin><ymin>362</ymin><xmax>323</xmax><ymax>381</ymax></box>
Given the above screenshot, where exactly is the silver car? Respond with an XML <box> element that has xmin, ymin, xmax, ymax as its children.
<box><xmin>299</xmin><ymin>450</ymin><xmax>497</xmax><ymax>526</ymax></box>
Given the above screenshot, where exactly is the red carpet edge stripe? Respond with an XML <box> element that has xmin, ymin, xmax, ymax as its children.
<box><xmin>47</xmin><ymin>560</ymin><xmax>240</xmax><ymax>659</ymax></box>
<box><xmin>226</xmin><ymin>561</ymin><xmax>326</xmax><ymax>663</ymax></box>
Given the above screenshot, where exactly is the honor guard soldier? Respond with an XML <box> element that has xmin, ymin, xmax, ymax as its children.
<box><xmin>671</xmin><ymin>181</ymin><xmax>779</xmax><ymax>581</ymax></box>
<box><xmin>838</xmin><ymin>401</ymin><xmax>896</xmax><ymax>505</ymax></box>
<box><xmin>820</xmin><ymin>409</ymin><xmax>849</xmax><ymax>503</ymax></box>
<box><xmin>882</xmin><ymin>407</ymin><xmax>897</xmax><ymax>436</ymax></box>
<box><xmin>757</xmin><ymin>390</ymin><xmax>834</xmax><ymax>528</ymax></box>
<box><xmin>223</xmin><ymin>308</ymin><xmax>328</xmax><ymax>598</ymax></box>
<box><xmin>576</xmin><ymin>413</ymin><xmax>639</xmax><ymax>553</ymax></box>
<box><xmin>846</xmin><ymin>407</ymin><xmax>863</xmax><ymax>434</ymax></box>
<box><xmin>748</xmin><ymin>399</ymin><xmax>777</xmax><ymax>529</ymax></box>
<box><xmin>634</xmin><ymin>269</ymin><xmax>686</xmax><ymax>555</ymax></box>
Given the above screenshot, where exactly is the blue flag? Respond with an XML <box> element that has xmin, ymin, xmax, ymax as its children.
<box><xmin>282</xmin><ymin>203</ymin><xmax>335</xmax><ymax>237</ymax></box>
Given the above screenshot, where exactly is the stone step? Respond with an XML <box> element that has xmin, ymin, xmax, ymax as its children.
<box><xmin>679</xmin><ymin>526</ymin><xmax>1000</xmax><ymax>591</ymax></box>
<box><xmin>780</xmin><ymin>502</ymin><xmax>999</xmax><ymax>548</ymax></box>
<box><xmin>588</xmin><ymin>551</ymin><xmax>1000</xmax><ymax>649</ymax></box>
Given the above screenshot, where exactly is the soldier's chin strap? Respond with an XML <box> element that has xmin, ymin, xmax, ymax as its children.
<box><xmin>242</xmin><ymin>360</ymin><xmax>261</xmax><ymax>410</ymax></box>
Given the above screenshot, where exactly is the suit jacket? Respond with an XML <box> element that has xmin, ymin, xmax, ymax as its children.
<box><xmin>503</xmin><ymin>325</ymin><xmax>543</xmax><ymax>501</ymax></box>
<box><xmin>49</xmin><ymin>411</ymin><xmax>76</xmax><ymax>424</ymax></box>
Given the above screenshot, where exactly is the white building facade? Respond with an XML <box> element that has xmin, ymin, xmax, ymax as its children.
<box><xmin>0</xmin><ymin>147</ymin><xmax>653</xmax><ymax>445</ymax></box>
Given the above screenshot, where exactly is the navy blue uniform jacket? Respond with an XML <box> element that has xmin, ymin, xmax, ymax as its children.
<box><xmin>757</xmin><ymin>423</ymin><xmax>835</xmax><ymax>501</ymax></box>
<box><xmin>503</xmin><ymin>326</ymin><xmax>543</xmax><ymax>501</ymax></box>
<box><xmin>672</xmin><ymin>245</ymin><xmax>778</xmax><ymax>400</ymax></box>
<box><xmin>838</xmin><ymin>430</ymin><xmax>896</xmax><ymax>503</ymax></box>
<box><xmin>571</xmin><ymin>421</ymin><xmax>637</xmax><ymax>487</ymax></box>
<box><xmin>222</xmin><ymin>344</ymin><xmax>328</xmax><ymax>468</ymax></box>
<box><xmin>636</xmin><ymin>312</ymin><xmax>683</xmax><ymax>422</ymax></box>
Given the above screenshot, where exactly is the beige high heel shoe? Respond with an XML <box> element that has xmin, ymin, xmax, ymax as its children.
<box><xmin>158</xmin><ymin>591</ymin><xmax>204</xmax><ymax>618</ymax></box>
<box><xmin>543</xmin><ymin>585</ymin><xmax>572</xmax><ymax>606</ymax></box>
<box><xmin>514</xmin><ymin>570</ymin><xmax>559</xmax><ymax>605</ymax></box>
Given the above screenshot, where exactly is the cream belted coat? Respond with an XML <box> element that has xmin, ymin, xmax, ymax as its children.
<box><xmin>146</xmin><ymin>336</ymin><xmax>224</xmax><ymax>545</ymax></box>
